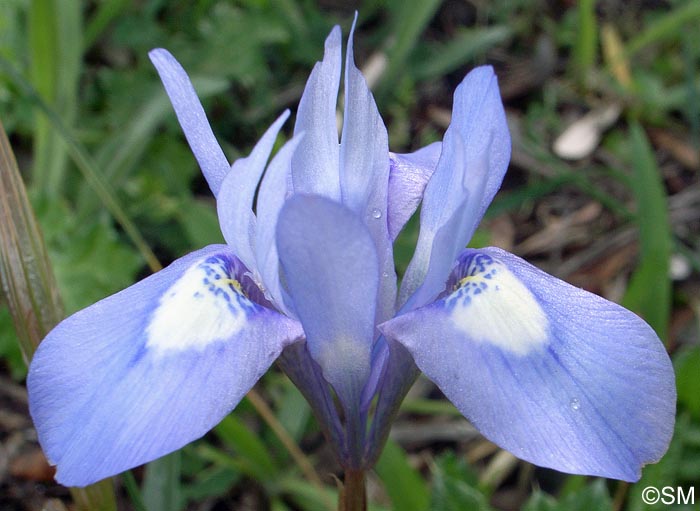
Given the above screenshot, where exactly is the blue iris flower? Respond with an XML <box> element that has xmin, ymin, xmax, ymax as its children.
<box><xmin>27</xmin><ymin>21</ymin><xmax>675</xmax><ymax>487</ymax></box>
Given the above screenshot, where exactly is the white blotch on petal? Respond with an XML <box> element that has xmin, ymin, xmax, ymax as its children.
<box><xmin>447</xmin><ymin>255</ymin><xmax>548</xmax><ymax>355</ymax></box>
<box><xmin>146</xmin><ymin>256</ymin><xmax>254</xmax><ymax>354</ymax></box>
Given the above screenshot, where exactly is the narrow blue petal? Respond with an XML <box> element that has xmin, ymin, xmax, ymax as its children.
<box><xmin>149</xmin><ymin>49</ymin><xmax>230</xmax><ymax>196</ymax></box>
<box><xmin>387</xmin><ymin>142</ymin><xmax>442</xmax><ymax>240</ymax></box>
<box><xmin>340</xmin><ymin>17</ymin><xmax>396</xmax><ymax>325</ymax></box>
<box><xmin>255</xmin><ymin>133</ymin><xmax>304</xmax><ymax>311</ymax></box>
<box><xmin>292</xmin><ymin>26</ymin><xmax>342</xmax><ymax>199</ymax></box>
<box><xmin>216</xmin><ymin>111</ymin><xmax>290</xmax><ymax>279</ymax></box>
<box><xmin>364</xmin><ymin>338</ymin><xmax>419</xmax><ymax>465</ymax></box>
<box><xmin>28</xmin><ymin>245</ymin><xmax>302</xmax><ymax>486</ymax></box>
<box><xmin>399</xmin><ymin>130</ymin><xmax>474</xmax><ymax>308</ymax></box>
<box><xmin>276</xmin><ymin>195</ymin><xmax>378</xmax><ymax>411</ymax></box>
<box><xmin>277</xmin><ymin>342</ymin><xmax>345</xmax><ymax>461</ymax></box>
<box><xmin>381</xmin><ymin>248</ymin><xmax>675</xmax><ymax>481</ymax></box>
<box><xmin>340</xmin><ymin>16</ymin><xmax>388</xmax><ymax>218</ymax></box>
<box><xmin>451</xmin><ymin>68</ymin><xmax>511</xmax><ymax>219</ymax></box>
<box><xmin>400</xmin><ymin>67</ymin><xmax>510</xmax><ymax>308</ymax></box>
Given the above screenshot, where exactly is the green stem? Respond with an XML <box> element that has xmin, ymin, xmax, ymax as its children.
<box><xmin>339</xmin><ymin>469</ymin><xmax>366</xmax><ymax>511</ymax></box>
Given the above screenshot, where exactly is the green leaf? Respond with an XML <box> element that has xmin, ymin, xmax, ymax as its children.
<box><xmin>0</xmin><ymin>55</ymin><xmax>162</xmax><ymax>272</ymax></box>
<box><xmin>622</xmin><ymin>122</ymin><xmax>672</xmax><ymax>341</ymax></box>
<box><xmin>214</xmin><ymin>415</ymin><xmax>279</xmax><ymax>480</ymax></box>
<box><xmin>412</xmin><ymin>26</ymin><xmax>512</xmax><ymax>81</ymax></box>
<box><xmin>429</xmin><ymin>452</ymin><xmax>490</xmax><ymax>511</ymax></box>
<box><xmin>278</xmin><ymin>477</ymin><xmax>338</xmax><ymax>511</ymax></box>
<box><xmin>177</xmin><ymin>198</ymin><xmax>225</xmax><ymax>248</ymax></box>
<box><xmin>675</xmin><ymin>346</ymin><xmax>700</xmax><ymax>418</ymax></box>
<box><xmin>181</xmin><ymin>465</ymin><xmax>240</xmax><ymax>502</ymax></box>
<box><xmin>79</xmin><ymin>76</ymin><xmax>228</xmax><ymax>217</ymax></box>
<box><xmin>70</xmin><ymin>480</ymin><xmax>119</xmax><ymax>511</ymax></box>
<box><xmin>377</xmin><ymin>0</ymin><xmax>442</xmax><ymax>99</ymax></box>
<box><xmin>571</xmin><ymin>0</ymin><xmax>597</xmax><ymax>83</ymax></box>
<box><xmin>83</xmin><ymin>0</ymin><xmax>130</xmax><ymax>50</ymax></box>
<box><xmin>122</xmin><ymin>471</ymin><xmax>147</xmax><ymax>511</ymax></box>
<box><xmin>375</xmin><ymin>439</ymin><xmax>430</xmax><ymax>511</ymax></box>
<box><xmin>626</xmin><ymin>2</ymin><xmax>700</xmax><ymax>56</ymax></box>
<box><xmin>522</xmin><ymin>490</ymin><xmax>558</xmax><ymax>511</ymax></box>
<box><xmin>142</xmin><ymin>451</ymin><xmax>184</xmax><ymax>511</ymax></box>
<box><xmin>525</xmin><ymin>480</ymin><xmax>613</xmax><ymax>511</ymax></box>
<box><xmin>393</xmin><ymin>210</ymin><xmax>420</xmax><ymax>278</ymax></box>
<box><xmin>35</xmin><ymin>200</ymin><xmax>141</xmax><ymax>313</ymax></box>
<box><xmin>400</xmin><ymin>397</ymin><xmax>463</xmax><ymax>416</ymax></box>
<box><xmin>0</xmin><ymin>305</ymin><xmax>26</xmax><ymax>379</ymax></box>
<box><xmin>274</xmin><ymin>382</ymin><xmax>311</xmax><ymax>443</ymax></box>
<box><xmin>558</xmin><ymin>480</ymin><xmax>612</xmax><ymax>511</ymax></box>
<box><xmin>0</xmin><ymin>119</ymin><xmax>64</xmax><ymax>358</ymax></box>
<box><xmin>29</xmin><ymin>0</ymin><xmax>81</xmax><ymax>197</ymax></box>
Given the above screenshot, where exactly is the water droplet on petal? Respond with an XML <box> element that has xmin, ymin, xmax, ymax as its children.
<box><xmin>569</xmin><ymin>398</ymin><xmax>581</xmax><ymax>411</ymax></box>
<box><xmin>371</xmin><ymin>208</ymin><xmax>382</xmax><ymax>219</ymax></box>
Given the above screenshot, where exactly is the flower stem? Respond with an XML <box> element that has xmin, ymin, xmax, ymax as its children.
<box><xmin>339</xmin><ymin>469</ymin><xmax>366</xmax><ymax>511</ymax></box>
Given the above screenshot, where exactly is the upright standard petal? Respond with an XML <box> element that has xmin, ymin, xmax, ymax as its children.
<box><xmin>381</xmin><ymin>247</ymin><xmax>676</xmax><ymax>481</ymax></box>
<box><xmin>400</xmin><ymin>67</ymin><xmax>510</xmax><ymax>308</ymax></box>
<box><xmin>339</xmin><ymin>18</ymin><xmax>395</xmax><ymax>326</ymax></box>
<box><xmin>217</xmin><ymin>111</ymin><xmax>290</xmax><ymax>276</ymax></box>
<box><xmin>28</xmin><ymin>245</ymin><xmax>302</xmax><ymax>486</ymax></box>
<box><xmin>387</xmin><ymin>142</ymin><xmax>442</xmax><ymax>240</ymax></box>
<box><xmin>292</xmin><ymin>26</ymin><xmax>342</xmax><ymax>200</ymax></box>
<box><xmin>149</xmin><ymin>49</ymin><xmax>230</xmax><ymax>195</ymax></box>
<box><xmin>339</xmin><ymin>18</ymin><xmax>388</xmax><ymax>218</ymax></box>
<box><xmin>450</xmin><ymin>67</ymin><xmax>511</xmax><ymax>220</ymax></box>
<box><xmin>255</xmin><ymin>133</ymin><xmax>304</xmax><ymax>310</ymax></box>
<box><xmin>276</xmin><ymin>195</ymin><xmax>378</xmax><ymax>411</ymax></box>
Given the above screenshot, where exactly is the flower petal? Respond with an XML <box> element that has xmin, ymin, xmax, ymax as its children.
<box><xmin>28</xmin><ymin>245</ymin><xmax>302</xmax><ymax>486</ymax></box>
<box><xmin>381</xmin><ymin>247</ymin><xmax>675</xmax><ymax>481</ymax></box>
<box><xmin>400</xmin><ymin>67</ymin><xmax>510</xmax><ymax>308</ymax></box>
<box><xmin>217</xmin><ymin>111</ymin><xmax>290</xmax><ymax>277</ymax></box>
<box><xmin>277</xmin><ymin>342</ymin><xmax>344</xmax><ymax>460</ymax></box>
<box><xmin>292</xmin><ymin>26</ymin><xmax>342</xmax><ymax>200</ymax></box>
<box><xmin>255</xmin><ymin>133</ymin><xmax>304</xmax><ymax>311</ymax></box>
<box><xmin>450</xmin><ymin>68</ymin><xmax>511</xmax><ymax>219</ymax></box>
<box><xmin>276</xmin><ymin>195</ymin><xmax>378</xmax><ymax>410</ymax></box>
<box><xmin>387</xmin><ymin>142</ymin><xmax>442</xmax><ymax>240</ymax></box>
<box><xmin>149</xmin><ymin>49</ymin><xmax>230</xmax><ymax>195</ymax></box>
<box><xmin>340</xmin><ymin>18</ymin><xmax>395</xmax><ymax>325</ymax></box>
<box><xmin>340</xmin><ymin>18</ymin><xmax>388</xmax><ymax>219</ymax></box>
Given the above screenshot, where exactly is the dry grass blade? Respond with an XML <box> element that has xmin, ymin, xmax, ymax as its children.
<box><xmin>0</xmin><ymin>119</ymin><xmax>117</xmax><ymax>511</ymax></box>
<box><xmin>0</xmin><ymin>120</ymin><xmax>64</xmax><ymax>359</ymax></box>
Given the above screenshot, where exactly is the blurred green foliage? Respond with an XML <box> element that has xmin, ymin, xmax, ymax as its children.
<box><xmin>0</xmin><ymin>0</ymin><xmax>698</xmax><ymax>510</ymax></box>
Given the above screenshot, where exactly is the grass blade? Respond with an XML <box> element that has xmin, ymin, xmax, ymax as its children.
<box><xmin>78</xmin><ymin>76</ymin><xmax>228</xmax><ymax>216</ymax></box>
<box><xmin>413</xmin><ymin>26</ymin><xmax>511</xmax><ymax>81</ymax></box>
<box><xmin>214</xmin><ymin>414</ymin><xmax>279</xmax><ymax>481</ymax></box>
<box><xmin>29</xmin><ymin>0</ymin><xmax>81</xmax><ymax>198</ymax></box>
<box><xmin>626</xmin><ymin>1</ymin><xmax>700</xmax><ymax>56</ymax></box>
<box><xmin>0</xmin><ymin>120</ymin><xmax>64</xmax><ymax>359</ymax></box>
<box><xmin>376</xmin><ymin>0</ymin><xmax>442</xmax><ymax>99</ymax></box>
<box><xmin>622</xmin><ymin>122</ymin><xmax>672</xmax><ymax>341</ymax></box>
<box><xmin>572</xmin><ymin>0</ymin><xmax>597</xmax><ymax>84</ymax></box>
<box><xmin>374</xmin><ymin>439</ymin><xmax>430</xmax><ymax>511</ymax></box>
<box><xmin>142</xmin><ymin>452</ymin><xmax>184</xmax><ymax>511</ymax></box>
<box><xmin>0</xmin><ymin>119</ymin><xmax>117</xmax><ymax>510</ymax></box>
<box><xmin>0</xmin><ymin>56</ymin><xmax>162</xmax><ymax>272</ymax></box>
<box><xmin>83</xmin><ymin>0</ymin><xmax>130</xmax><ymax>50</ymax></box>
